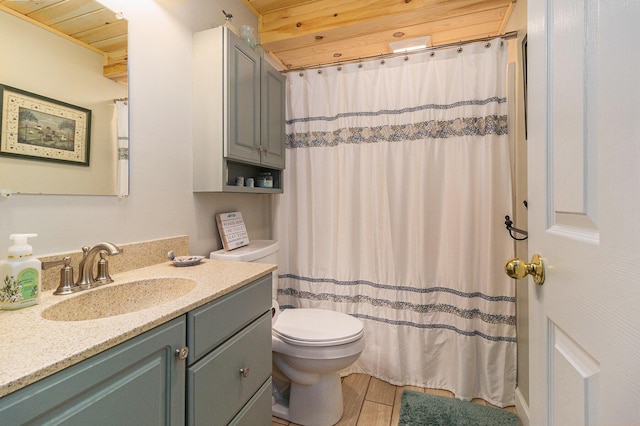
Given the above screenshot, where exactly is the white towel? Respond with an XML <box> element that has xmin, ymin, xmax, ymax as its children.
<box><xmin>116</xmin><ymin>100</ymin><xmax>129</xmax><ymax>198</ymax></box>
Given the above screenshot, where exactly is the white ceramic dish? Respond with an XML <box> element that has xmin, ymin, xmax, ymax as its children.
<box><xmin>172</xmin><ymin>255</ymin><xmax>204</xmax><ymax>267</ymax></box>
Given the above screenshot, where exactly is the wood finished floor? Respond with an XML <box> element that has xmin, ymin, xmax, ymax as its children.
<box><xmin>272</xmin><ymin>374</ymin><xmax>520</xmax><ymax>426</ymax></box>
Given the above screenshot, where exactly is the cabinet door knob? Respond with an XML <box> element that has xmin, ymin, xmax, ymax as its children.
<box><xmin>239</xmin><ymin>367</ymin><xmax>250</xmax><ymax>378</ymax></box>
<box><xmin>175</xmin><ymin>347</ymin><xmax>189</xmax><ymax>360</ymax></box>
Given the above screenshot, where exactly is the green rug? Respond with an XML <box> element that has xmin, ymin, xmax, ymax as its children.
<box><xmin>398</xmin><ymin>390</ymin><xmax>520</xmax><ymax>426</ymax></box>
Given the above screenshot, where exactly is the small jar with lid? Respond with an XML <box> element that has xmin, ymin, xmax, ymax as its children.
<box><xmin>256</xmin><ymin>172</ymin><xmax>273</xmax><ymax>188</ymax></box>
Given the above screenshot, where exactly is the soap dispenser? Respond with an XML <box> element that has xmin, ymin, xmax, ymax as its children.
<box><xmin>0</xmin><ymin>233</ymin><xmax>41</xmax><ymax>310</ymax></box>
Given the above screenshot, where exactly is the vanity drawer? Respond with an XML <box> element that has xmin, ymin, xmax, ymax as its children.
<box><xmin>187</xmin><ymin>312</ymin><xmax>272</xmax><ymax>426</ymax></box>
<box><xmin>187</xmin><ymin>274</ymin><xmax>271</xmax><ymax>363</ymax></box>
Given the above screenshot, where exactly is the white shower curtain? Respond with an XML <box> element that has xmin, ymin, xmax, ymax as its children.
<box><xmin>275</xmin><ymin>39</ymin><xmax>515</xmax><ymax>407</ymax></box>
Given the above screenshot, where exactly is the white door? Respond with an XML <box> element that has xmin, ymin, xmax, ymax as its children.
<box><xmin>526</xmin><ymin>0</ymin><xmax>640</xmax><ymax>424</ymax></box>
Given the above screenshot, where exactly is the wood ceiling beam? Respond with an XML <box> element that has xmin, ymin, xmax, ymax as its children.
<box><xmin>106</xmin><ymin>47</ymin><xmax>128</xmax><ymax>66</ymax></box>
<box><xmin>103</xmin><ymin>63</ymin><xmax>127</xmax><ymax>80</ymax></box>
<box><xmin>497</xmin><ymin>0</ymin><xmax>515</xmax><ymax>33</ymax></box>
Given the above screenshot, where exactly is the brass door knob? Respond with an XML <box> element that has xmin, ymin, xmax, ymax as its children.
<box><xmin>505</xmin><ymin>254</ymin><xmax>545</xmax><ymax>285</ymax></box>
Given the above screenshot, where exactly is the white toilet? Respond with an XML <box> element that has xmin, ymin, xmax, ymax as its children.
<box><xmin>210</xmin><ymin>240</ymin><xmax>365</xmax><ymax>426</ymax></box>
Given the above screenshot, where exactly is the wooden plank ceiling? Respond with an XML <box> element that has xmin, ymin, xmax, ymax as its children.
<box><xmin>2</xmin><ymin>0</ymin><xmax>513</xmax><ymax>79</ymax></box>
<box><xmin>241</xmin><ymin>0</ymin><xmax>516</xmax><ymax>70</ymax></box>
<box><xmin>0</xmin><ymin>0</ymin><xmax>127</xmax><ymax>84</ymax></box>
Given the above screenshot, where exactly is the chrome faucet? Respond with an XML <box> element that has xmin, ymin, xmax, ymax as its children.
<box><xmin>76</xmin><ymin>242</ymin><xmax>122</xmax><ymax>289</ymax></box>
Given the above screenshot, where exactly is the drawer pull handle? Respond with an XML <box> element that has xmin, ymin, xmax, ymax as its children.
<box><xmin>175</xmin><ymin>347</ymin><xmax>189</xmax><ymax>360</ymax></box>
<box><xmin>239</xmin><ymin>367</ymin><xmax>250</xmax><ymax>378</ymax></box>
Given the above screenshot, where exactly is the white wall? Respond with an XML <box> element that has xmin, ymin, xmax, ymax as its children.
<box><xmin>0</xmin><ymin>0</ymin><xmax>274</xmax><ymax>257</ymax></box>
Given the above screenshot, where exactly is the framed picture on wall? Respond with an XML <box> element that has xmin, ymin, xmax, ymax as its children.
<box><xmin>0</xmin><ymin>84</ymin><xmax>91</xmax><ymax>166</ymax></box>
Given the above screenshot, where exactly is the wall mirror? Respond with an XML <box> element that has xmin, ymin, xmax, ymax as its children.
<box><xmin>0</xmin><ymin>0</ymin><xmax>128</xmax><ymax>196</ymax></box>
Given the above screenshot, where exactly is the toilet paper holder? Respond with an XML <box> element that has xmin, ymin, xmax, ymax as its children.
<box><xmin>271</xmin><ymin>299</ymin><xmax>280</xmax><ymax>325</ymax></box>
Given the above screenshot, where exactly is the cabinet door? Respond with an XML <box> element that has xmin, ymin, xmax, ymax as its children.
<box><xmin>0</xmin><ymin>316</ymin><xmax>186</xmax><ymax>426</ymax></box>
<box><xmin>260</xmin><ymin>61</ymin><xmax>286</xmax><ymax>169</ymax></box>
<box><xmin>227</xmin><ymin>32</ymin><xmax>261</xmax><ymax>165</ymax></box>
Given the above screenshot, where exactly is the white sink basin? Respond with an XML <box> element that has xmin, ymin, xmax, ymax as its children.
<box><xmin>41</xmin><ymin>278</ymin><xmax>197</xmax><ymax>321</ymax></box>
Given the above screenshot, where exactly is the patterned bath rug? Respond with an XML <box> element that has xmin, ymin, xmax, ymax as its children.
<box><xmin>398</xmin><ymin>390</ymin><xmax>520</xmax><ymax>426</ymax></box>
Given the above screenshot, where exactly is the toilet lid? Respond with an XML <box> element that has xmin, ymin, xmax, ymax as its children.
<box><xmin>273</xmin><ymin>308</ymin><xmax>364</xmax><ymax>347</ymax></box>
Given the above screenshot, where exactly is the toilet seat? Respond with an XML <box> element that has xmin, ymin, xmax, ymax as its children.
<box><xmin>273</xmin><ymin>308</ymin><xmax>364</xmax><ymax>347</ymax></box>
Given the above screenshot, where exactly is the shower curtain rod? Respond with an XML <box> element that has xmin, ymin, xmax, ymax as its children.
<box><xmin>284</xmin><ymin>31</ymin><xmax>518</xmax><ymax>73</ymax></box>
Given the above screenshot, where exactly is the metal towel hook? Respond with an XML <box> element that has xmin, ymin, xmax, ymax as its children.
<box><xmin>504</xmin><ymin>215</ymin><xmax>528</xmax><ymax>241</ymax></box>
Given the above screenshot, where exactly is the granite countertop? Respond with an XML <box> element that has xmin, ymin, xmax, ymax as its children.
<box><xmin>0</xmin><ymin>258</ymin><xmax>275</xmax><ymax>398</ymax></box>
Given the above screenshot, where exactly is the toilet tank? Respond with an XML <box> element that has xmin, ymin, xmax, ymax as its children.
<box><xmin>210</xmin><ymin>240</ymin><xmax>279</xmax><ymax>297</ymax></box>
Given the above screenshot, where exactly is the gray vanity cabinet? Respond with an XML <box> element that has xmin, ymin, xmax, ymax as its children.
<box><xmin>186</xmin><ymin>274</ymin><xmax>272</xmax><ymax>426</ymax></box>
<box><xmin>0</xmin><ymin>274</ymin><xmax>274</xmax><ymax>426</ymax></box>
<box><xmin>193</xmin><ymin>26</ymin><xmax>286</xmax><ymax>193</ymax></box>
<box><xmin>0</xmin><ymin>316</ymin><xmax>187</xmax><ymax>426</ymax></box>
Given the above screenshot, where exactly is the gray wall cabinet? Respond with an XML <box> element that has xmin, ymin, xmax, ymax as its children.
<box><xmin>194</xmin><ymin>26</ymin><xmax>286</xmax><ymax>193</ymax></box>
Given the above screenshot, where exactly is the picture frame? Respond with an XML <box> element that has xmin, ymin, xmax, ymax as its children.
<box><xmin>0</xmin><ymin>84</ymin><xmax>91</xmax><ymax>166</ymax></box>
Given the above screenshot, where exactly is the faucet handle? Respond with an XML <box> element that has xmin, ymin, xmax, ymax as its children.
<box><xmin>95</xmin><ymin>251</ymin><xmax>114</xmax><ymax>285</ymax></box>
<box><xmin>42</xmin><ymin>257</ymin><xmax>77</xmax><ymax>295</ymax></box>
<box><xmin>42</xmin><ymin>256</ymin><xmax>70</xmax><ymax>270</ymax></box>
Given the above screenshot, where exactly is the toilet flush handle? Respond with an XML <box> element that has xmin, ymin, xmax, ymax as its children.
<box><xmin>239</xmin><ymin>367</ymin><xmax>250</xmax><ymax>378</ymax></box>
